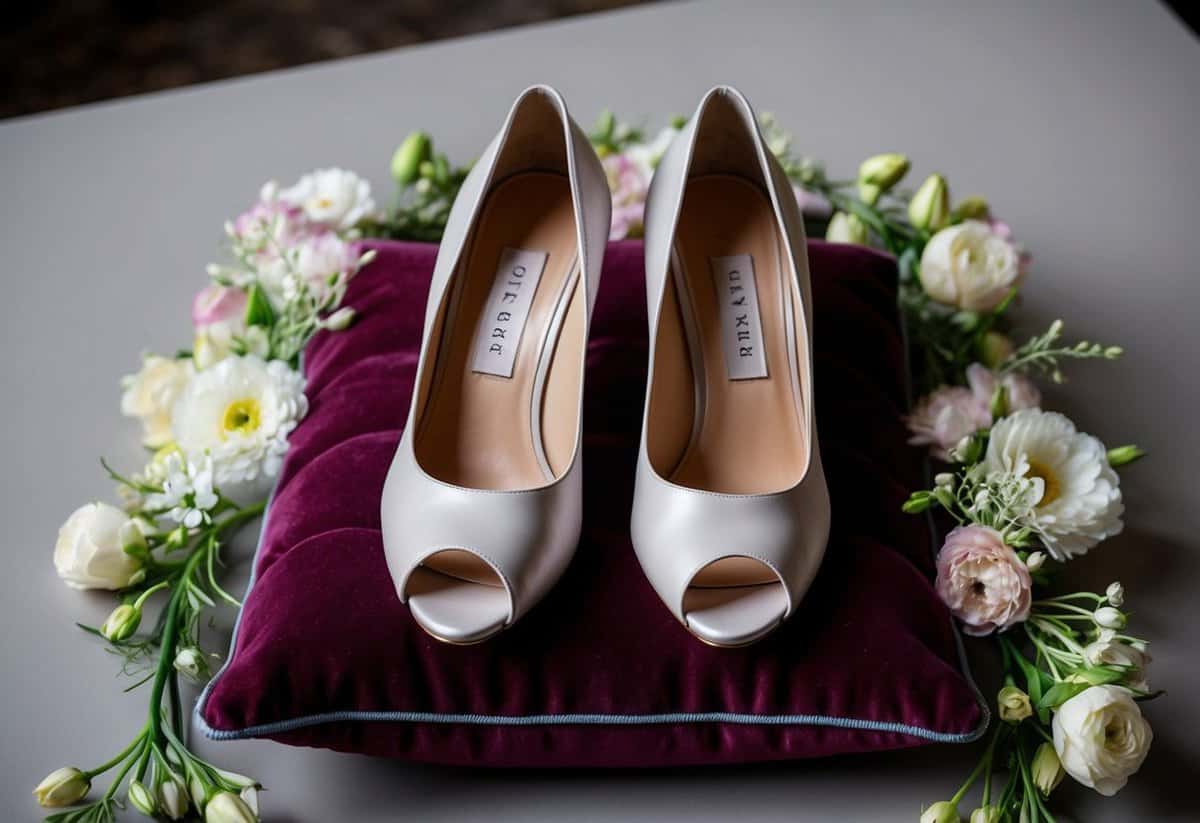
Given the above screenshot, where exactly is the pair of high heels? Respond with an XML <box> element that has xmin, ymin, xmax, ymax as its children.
<box><xmin>380</xmin><ymin>85</ymin><xmax>830</xmax><ymax>648</ymax></box>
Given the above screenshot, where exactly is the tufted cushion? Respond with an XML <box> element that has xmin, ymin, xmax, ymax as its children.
<box><xmin>196</xmin><ymin>239</ymin><xmax>986</xmax><ymax>767</ymax></box>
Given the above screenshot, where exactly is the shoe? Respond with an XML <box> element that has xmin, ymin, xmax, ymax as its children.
<box><xmin>630</xmin><ymin>86</ymin><xmax>830</xmax><ymax>647</ymax></box>
<box><xmin>380</xmin><ymin>85</ymin><xmax>611</xmax><ymax>644</ymax></box>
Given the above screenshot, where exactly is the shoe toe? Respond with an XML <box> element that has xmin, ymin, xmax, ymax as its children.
<box><xmin>683</xmin><ymin>582</ymin><xmax>789</xmax><ymax>647</ymax></box>
<box><xmin>405</xmin><ymin>566</ymin><xmax>510</xmax><ymax>645</ymax></box>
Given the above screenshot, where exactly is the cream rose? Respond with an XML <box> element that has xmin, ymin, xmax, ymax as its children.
<box><xmin>53</xmin><ymin>503</ymin><xmax>144</xmax><ymax>590</ymax></box>
<box><xmin>1052</xmin><ymin>684</ymin><xmax>1152</xmax><ymax>796</ymax></box>
<box><xmin>120</xmin><ymin>355</ymin><xmax>192</xmax><ymax>448</ymax></box>
<box><xmin>920</xmin><ymin>220</ymin><xmax>1022</xmax><ymax>312</ymax></box>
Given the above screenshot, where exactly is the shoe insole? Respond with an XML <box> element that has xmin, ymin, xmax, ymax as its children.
<box><xmin>413</xmin><ymin>173</ymin><xmax>582</xmax><ymax>588</ymax></box>
<box><xmin>669</xmin><ymin>175</ymin><xmax>810</xmax><ymax>592</ymax></box>
<box><xmin>669</xmin><ymin>174</ymin><xmax>809</xmax><ymax>496</ymax></box>
<box><xmin>416</xmin><ymin>172</ymin><xmax>580</xmax><ymax>492</ymax></box>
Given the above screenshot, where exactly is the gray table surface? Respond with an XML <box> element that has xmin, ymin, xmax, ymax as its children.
<box><xmin>3</xmin><ymin>0</ymin><xmax>1198</xmax><ymax>819</ymax></box>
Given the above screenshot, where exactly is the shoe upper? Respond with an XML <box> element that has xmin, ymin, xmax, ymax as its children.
<box><xmin>631</xmin><ymin>86</ymin><xmax>831</xmax><ymax>643</ymax></box>
<box><xmin>380</xmin><ymin>85</ymin><xmax>610</xmax><ymax>634</ymax></box>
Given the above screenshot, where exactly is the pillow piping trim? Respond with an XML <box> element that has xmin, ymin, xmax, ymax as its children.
<box><xmin>194</xmin><ymin>241</ymin><xmax>990</xmax><ymax>746</ymax></box>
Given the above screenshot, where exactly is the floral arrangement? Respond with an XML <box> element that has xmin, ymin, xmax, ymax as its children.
<box><xmin>37</xmin><ymin>112</ymin><xmax>1155</xmax><ymax>823</ymax></box>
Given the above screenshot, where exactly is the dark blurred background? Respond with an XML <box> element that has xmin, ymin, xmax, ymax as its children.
<box><xmin>3</xmin><ymin>1</ymin><xmax>1195</xmax><ymax>120</ymax></box>
<box><xmin>0</xmin><ymin>0</ymin><xmax>651</xmax><ymax>119</ymax></box>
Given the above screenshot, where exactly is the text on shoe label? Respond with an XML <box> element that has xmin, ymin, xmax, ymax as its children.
<box><xmin>709</xmin><ymin>253</ymin><xmax>768</xmax><ymax>380</ymax></box>
<box><xmin>470</xmin><ymin>246</ymin><xmax>548</xmax><ymax>378</ymax></box>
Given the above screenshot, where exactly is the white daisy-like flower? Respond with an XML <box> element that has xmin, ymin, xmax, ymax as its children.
<box><xmin>984</xmin><ymin>408</ymin><xmax>1123</xmax><ymax>560</ymax></box>
<box><xmin>171</xmin><ymin>354</ymin><xmax>308</xmax><ymax>485</ymax></box>
<box><xmin>146</xmin><ymin>452</ymin><xmax>219</xmax><ymax>528</ymax></box>
<box><xmin>279</xmin><ymin>168</ymin><xmax>375</xmax><ymax>231</ymax></box>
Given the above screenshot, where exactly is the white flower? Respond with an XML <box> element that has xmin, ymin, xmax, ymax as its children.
<box><xmin>53</xmin><ymin>503</ymin><xmax>144</xmax><ymax>590</ymax></box>
<box><xmin>158</xmin><ymin>770</ymin><xmax>189</xmax><ymax>819</ymax></box>
<box><xmin>33</xmin><ymin>767</ymin><xmax>90</xmax><ymax>808</ymax></box>
<box><xmin>1093</xmin><ymin>605</ymin><xmax>1127</xmax><ymax>630</ymax></box>
<box><xmin>965</xmin><ymin>362</ymin><xmax>1041</xmax><ymax>414</ymax></box>
<box><xmin>1053</xmin><ymin>684</ymin><xmax>1152</xmax><ymax>796</ymax></box>
<box><xmin>1106</xmin><ymin>581</ymin><xmax>1125</xmax><ymax>607</ymax></box>
<box><xmin>290</xmin><ymin>232</ymin><xmax>356</xmax><ymax>302</ymax></box>
<box><xmin>279</xmin><ymin>167</ymin><xmax>374</xmax><ymax>231</ymax></box>
<box><xmin>1025</xmin><ymin>550</ymin><xmax>1046</xmax><ymax>572</ymax></box>
<box><xmin>146</xmin><ymin>452</ymin><xmax>219</xmax><ymax>528</ymax></box>
<box><xmin>920</xmin><ymin>220</ymin><xmax>1022</xmax><ymax>312</ymax></box>
<box><xmin>195</xmin><ymin>321</ymin><xmax>271</xmax><ymax>370</ymax></box>
<box><xmin>1084</xmin><ymin>638</ymin><xmax>1151</xmax><ymax>692</ymax></box>
<box><xmin>205</xmin><ymin>790</ymin><xmax>257</xmax><ymax>823</ymax></box>
<box><xmin>983</xmin><ymin>409</ymin><xmax>1123</xmax><ymax>560</ymax></box>
<box><xmin>171</xmin><ymin>354</ymin><xmax>307</xmax><ymax>485</ymax></box>
<box><xmin>174</xmin><ymin>646</ymin><xmax>209</xmax><ymax>680</ymax></box>
<box><xmin>121</xmin><ymin>355</ymin><xmax>193</xmax><ymax>448</ymax></box>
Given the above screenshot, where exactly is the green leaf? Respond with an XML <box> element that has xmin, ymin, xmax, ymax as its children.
<box><xmin>1038</xmin><ymin>680</ymin><xmax>1089</xmax><ymax>710</ymax></box>
<box><xmin>244</xmin><ymin>283</ymin><xmax>275</xmax><ymax>328</ymax></box>
<box><xmin>1074</xmin><ymin>665</ymin><xmax>1126</xmax><ymax>686</ymax></box>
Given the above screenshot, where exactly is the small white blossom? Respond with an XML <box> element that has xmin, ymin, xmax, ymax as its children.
<box><xmin>147</xmin><ymin>453</ymin><xmax>219</xmax><ymax>529</ymax></box>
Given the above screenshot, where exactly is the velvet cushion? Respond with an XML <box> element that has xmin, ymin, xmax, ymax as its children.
<box><xmin>196</xmin><ymin>239</ymin><xmax>986</xmax><ymax>767</ymax></box>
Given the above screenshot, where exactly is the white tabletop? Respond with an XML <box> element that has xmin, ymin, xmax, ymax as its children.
<box><xmin>2</xmin><ymin>1</ymin><xmax>1198</xmax><ymax>819</ymax></box>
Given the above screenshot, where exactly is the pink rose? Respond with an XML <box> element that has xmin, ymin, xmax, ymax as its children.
<box><xmin>936</xmin><ymin>525</ymin><xmax>1032</xmax><ymax>636</ymax></box>
<box><xmin>966</xmin><ymin>362</ymin><xmax>1042</xmax><ymax>413</ymax></box>
<box><xmin>192</xmin><ymin>284</ymin><xmax>247</xmax><ymax>330</ymax></box>
<box><xmin>603</xmin><ymin>153</ymin><xmax>648</xmax><ymax>240</ymax></box>
<box><xmin>906</xmin><ymin>385</ymin><xmax>992</xmax><ymax>461</ymax></box>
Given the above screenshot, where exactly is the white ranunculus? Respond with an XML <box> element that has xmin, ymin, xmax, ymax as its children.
<box><xmin>279</xmin><ymin>167</ymin><xmax>374</xmax><ymax>231</ymax></box>
<box><xmin>1084</xmin><ymin>638</ymin><xmax>1151</xmax><ymax>692</ymax></box>
<box><xmin>121</xmin><ymin>355</ymin><xmax>193</xmax><ymax>448</ymax></box>
<box><xmin>171</xmin><ymin>354</ymin><xmax>307</xmax><ymax>486</ymax></box>
<box><xmin>983</xmin><ymin>409</ymin><xmax>1123</xmax><ymax>560</ymax></box>
<box><xmin>54</xmin><ymin>503</ymin><xmax>144</xmax><ymax>590</ymax></box>
<box><xmin>1052</xmin><ymin>685</ymin><xmax>1152</xmax><ymax>796</ymax></box>
<box><xmin>920</xmin><ymin>220</ymin><xmax>1022</xmax><ymax>312</ymax></box>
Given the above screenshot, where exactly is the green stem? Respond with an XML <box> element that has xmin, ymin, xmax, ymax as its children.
<box><xmin>84</xmin><ymin>725</ymin><xmax>147</xmax><ymax>779</ymax></box>
<box><xmin>101</xmin><ymin>736</ymin><xmax>146</xmax><ymax>801</ymax></box>
<box><xmin>146</xmin><ymin>500</ymin><xmax>264</xmax><ymax>748</ymax></box>
<box><xmin>951</xmin><ymin>724</ymin><xmax>1003</xmax><ymax>805</ymax></box>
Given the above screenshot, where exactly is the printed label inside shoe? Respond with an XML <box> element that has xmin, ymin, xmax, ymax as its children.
<box><xmin>470</xmin><ymin>246</ymin><xmax>549</xmax><ymax>378</ymax></box>
<box><xmin>709</xmin><ymin>253</ymin><xmax>768</xmax><ymax>380</ymax></box>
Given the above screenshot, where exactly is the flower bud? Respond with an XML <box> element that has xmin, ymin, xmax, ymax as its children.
<box><xmin>933</xmin><ymin>485</ymin><xmax>956</xmax><ymax>511</ymax></box>
<box><xmin>1106</xmin><ymin>445</ymin><xmax>1145</xmax><ymax>468</ymax></box>
<box><xmin>1094</xmin><ymin>606</ymin><xmax>1127</xmax><ymax>630</ymax></box>
<box><xmin>970</xmin><ymin>806</ymin><xmax>1001</xmax><ymax>823</ymax></box>
<box><xmin>100</xmin><ymin>603</ymin><xmax>141</xmax><ymax>642</ymax></box>
<box><xmin>33</xmin><ymin>766</ymin><xmax>90</xmax><ymax>808</ymax></box>
<box><xmin>920</xmin><ymin>800</ymin><xmax>961</xmax><ymax>823</ymax></box>
<box><xmin>988</xmin><ymin>384</ymin><xmax>1009</xmax><ymax>420</ymax></box>
<box><xmin>205</xmin><ymin>790</ymin><xmax>258</xmax><ymax>823</ymax></box>
<box><xmin>190</xmin><ymin>773</ymin><xmax>210</xmax><ymax>814</ymax></box>
<box><xmin>909</xmin><ymin>173</ymin><xmax>951</xmax><ymax>231</ymax></box>
<box><xmin>825</xmin><ymin>211</ymin><xmax>869</xmax><ymax>245</ymax></box>
<box><xmin>857</xmin><ymin>153</ymin><xmax>909</xmax><ymax>204</ymax></box>
<box><xmin>1025</xmin><ymin>551</ymin><xmax>1046</xmax><ymax>572</ymax></box>
<box><xmin>953</xmin><ymin>196</ymin><xmax>991</xmax><ymax>221</ymax></box>
<box><xmin>1032</xmin><ymin>741</ymin><xmax>1066</xmax><ymax>795</ymax></box>
<box><xmin>1106</xmin><ymin>582</ymin><xmax>1125</xmax><ymax>607</ymax></box>
<box><xmin>175</xmin><ymin>646</ymin><xmax>209</xmax><ymax>680</ymax></box>
<box><xmin>934</xmin><ymin>473</ymin><xmax>955</xmax><ymax>489</ymax></box>
<box><xmin>240</xmin><ymin>785</ymin><xmax>260</xmax><ymax>815</ymax></box>
<box><xmin>129</xmin><ymin>779</ymin><xmax>158</xmax><ymax>815</ymax></box>
<box><xmin>390</xmin><ymin>131</ymin><xmax>432</xmax><ymax>185</ymax></box>
<box><xmin>998</xmin><ymin>685</ymin><xmax>1033</xmax><ymax>723</ymax></box>
<box><xmin>166</xmin><ymin>524</ymin><xmax>190</xmax><ymax>548</ymax></box>
<box><xmin>322</xmin><ymin>307</ymin><xmax>356</xmax><ymax>331</ymax></box>
<box><xmin>159</xmin><ymin>770</ymin><xmax>190</xmax><ymax>819</ymax></box>
<box><xmin>902</xmin><ymin>491</ymin><xmax>933</xmax><ymax>514</ymax></box>
<box><xmin>978</xmin><ymin>331</ymin><xmax>1014</xmax><ymax>369</ymax></box>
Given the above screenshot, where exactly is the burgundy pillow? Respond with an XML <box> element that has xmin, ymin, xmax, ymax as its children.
<box><xmin>196</xmin><ymin>239</ymin><xmax>986</xmax><ymax>767</ymax></box>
